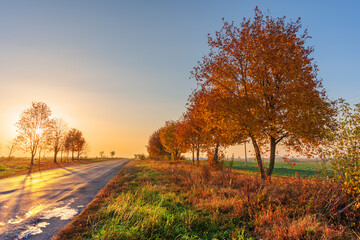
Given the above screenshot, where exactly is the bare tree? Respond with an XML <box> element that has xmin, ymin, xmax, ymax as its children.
<box><xmin>15</xmin><ymin>102</ymin><xmax>53</xmax><ymax>165</ymax></box>
<box><xmin>52</xmin><ymin>118</ymin><xmax>67</xmax><ymax>163</ymax></box>
<box><xmin>37</xmin><ymin>133</ymin><xmax>52</xmax><ymax>164</ymax></box>
<box><xmin>7</xmin><ymin>138</ymin><xmax>20</xmax><ymax>158</ymax></box>
<box><xmin>99</xmin><ymin>151</ymin><xmax>105</xmax><ymax>158</ymax></box>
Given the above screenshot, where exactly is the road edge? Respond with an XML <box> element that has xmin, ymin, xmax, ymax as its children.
<box><xmin>52</xmin><ymin>159</ymin><xmax>133</xmax><ymax>240</ymax></box>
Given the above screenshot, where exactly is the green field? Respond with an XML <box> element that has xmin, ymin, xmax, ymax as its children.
<box><xmin>228</xmin><ymin>160</ymin><xmax>326</xmax><ymax>178</ymax></box>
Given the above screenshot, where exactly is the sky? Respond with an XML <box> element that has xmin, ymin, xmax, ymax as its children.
<box><xmin>0</xmin><ymin>0</ymin><xmax>359</xmax><ymax>158</ymax></box>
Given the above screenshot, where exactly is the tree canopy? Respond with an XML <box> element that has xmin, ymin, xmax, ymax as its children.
<box><xmin>15</xmin><ymin>102</ymin><xmax>53</xmax><ymax>165</ymax></box>
<box><xmin>192</xmin><ymin>8</ymin><xmax>336</xmax><ymax>178</ymax></box>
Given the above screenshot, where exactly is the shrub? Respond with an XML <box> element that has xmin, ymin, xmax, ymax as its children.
<box><xmin>134</xmin><ymin>154</ymin><xmax>145</xmax><ymax>160</ymax></box>
<box><xmin>320</xmin><ymin>100</ymin><xmax>360</xmax><ymax>198</ymax></box>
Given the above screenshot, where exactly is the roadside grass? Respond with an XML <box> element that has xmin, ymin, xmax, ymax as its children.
<box><xmin>0</xmin><ymin>157</ymin><xmax>123</xmax><ymax>179</ymax></box>
<box><xmin>56</xmin><ymin>160</ymin><xmax>359</xmax><ymax>240</ymax></box>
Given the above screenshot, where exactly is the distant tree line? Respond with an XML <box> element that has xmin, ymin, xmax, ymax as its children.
<box><xmin>10</xmin><ymin>101</ymin><xmax>87</xmax><ymax>165</ymax></box>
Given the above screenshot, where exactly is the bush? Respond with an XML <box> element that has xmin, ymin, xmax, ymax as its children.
<box><xmin>320</xmin><ymin>100</ymin><xmax>360</xmax><ymax>198</ymax></box>
<box><xmin>134</xmin><ymin>154</ymin><xmax>145</xmax><ymax>160</ymax></box>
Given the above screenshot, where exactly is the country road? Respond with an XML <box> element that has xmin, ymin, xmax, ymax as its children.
<box><xmin>0</xmin><ymin>159</ymin><xmax>130</xmax><ymax>240</ymax></box>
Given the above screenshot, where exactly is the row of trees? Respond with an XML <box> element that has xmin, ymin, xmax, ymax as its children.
<box><xmin>147</xmin><ymin>8</ymin><xmax>337</xmax><ymax>180</ymax></box>
<box><xmin>11</xmin><ymin>102</ymin><xmax>87</xmax><ymax>165</ymax></box>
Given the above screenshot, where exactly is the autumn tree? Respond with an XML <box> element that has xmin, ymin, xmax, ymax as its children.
<box><xmin>52</xmin><ymin>118</ymin><xmax>67</xmax><ymax>163</ymax></box>
<box><xmin>159</xmin><ymin>121</ymin><xmax>185</xmax><ymax>160</ymax></box>
<box><xmin>176</xmin><ymin>118</ymin><xmax>197</xmax><ymax>162</ymax></box>
<box><xmin>187</xmin><ymin>89</ymin><xmax>244</xmax><ymax>166</ymax></box>
<box><xmin>15</xmin><ymin>102</ymin><xmax>54</xmax><ymax>165</ymax></box>
<box><xmin>76</xmin><ymin>139</ymin><xmax>87</xmax><ymax>159</ymax></box>
<box><xmin>110</xmin><ymin>151</ymin><xmax>115</xmax><ymax>158</ymax></box>
<box><xmin>177</xmin><ymin>92</ymin><xmax>217</xmax><ymax>164</ymax></box>
<box><xmin>192</xmin><ymin>8</ymin><xmax>335</xmax><ymax>178</ymax></box>
<box><xmin>65</xmin><ymin>128</ymin><xmax>86</xmax><ymax>160</ymax></box>
<box><xmin>37</xmin><ymin>128</ymin><xmax>53</xmax><ymax>163</ymax></box>
<box><xmin>147</xmin><ymin>129</ymin><xmax>169</xmax><ymax>160</ymax></box>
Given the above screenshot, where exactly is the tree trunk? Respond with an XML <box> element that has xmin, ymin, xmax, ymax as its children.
<box><xmin>72</xmin><ymin>151</ymin><xmax>74</xmax><ymax>161</ymax></box>
<box><xmin>196</xmin><ymin>146</ymin><xmax>200</xmax><ymax>165</ymax></box>
<box><xmin>38</xmin><ymin>150</ymin><xmax>41</xmax><ymax>167</ymax></box>
<box><xmin>54</xmin><ymin>146</ymin><xmax>58</xmax><ymax>163</ymax></box>
<box><xmin>267</xmin><ymin>136</ymin><xmax>276</xmax><ymax>176</ymax></box>
<box><xmin>213</xmin><ymin>143</ymin><xmax>219</xmax><ymax>165</ymax></box>
<box><xmin>250</xmin><ymin>136</ymin><xmax>266</xmax><ymax>179</ymax></box>
<box><xmin>31</xmin><ymin>154</ymin><xmax>34</xmax><ymax>165</ymax></box>
<box><xmin>192</xmin><ymin>148</ymin><xmax>195</xmax><ymax>163</ymax></box>
<box><xmin>244</xmin><ymin>141</ymin><xmax>247</xmax><ymax>166</ymax></box>
<box><xmin>8</xmin><ymin>146</ymin><xmax>14</xmax><ymax>158</ymax></box>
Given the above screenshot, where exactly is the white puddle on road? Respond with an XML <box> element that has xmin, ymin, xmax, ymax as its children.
<box><xmin>7</xmin><ymin>216</ymin><xmax>24</xmax><ymax>224</ymax></box>
<box><xmin>41</xmin><ymin>200</ymin><xmax>78</xmax><ymax>220</ymax></box>
<box><xmin>17</xmin><ymin>221</ymin><xmax>50</xmax><ymax>239</ymax></box>
<box><xmin>7</xmin><ymin>204</ymin><xmax>48</xmax><ymax>225</ymax></box>
<box><xmin>10</xmin><ymin>200</ymin><xmax>79</xmax><ymax>239</ymax></box>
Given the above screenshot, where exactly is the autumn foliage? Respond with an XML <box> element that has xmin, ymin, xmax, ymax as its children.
<box><xmin>148</xmin><ymin>8</ymin><xmax>335</xmax><ymax>181</ymax></box>
<box><xmin>190</xmin><ymin>7</ymin><xmax>336</xmax><ymax>178</ymax></box>
<box><xmin>146</xmin><ymin>129</ymin><xmax>168</xmax><ymax>160</ymax></box>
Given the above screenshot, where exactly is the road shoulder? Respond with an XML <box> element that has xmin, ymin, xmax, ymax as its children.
<box><xmin>53</xmin><ymin>159</ymin><xmax>135</xmax><ymax>239</ymax></box>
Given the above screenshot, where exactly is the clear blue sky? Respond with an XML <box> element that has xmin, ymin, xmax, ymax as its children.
<box><xmin>0</xmin><ymin>0</ymin><xmax>359</xmax><ymax>157</ymax></box>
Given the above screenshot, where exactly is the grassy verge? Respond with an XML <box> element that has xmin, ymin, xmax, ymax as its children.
<box><xmin>55</xmin><ymin>160</ymin><xmax>359</xmax><ymax>240</ymax></box>
<box><xmin>0</xmin><ymin>157</ymin><xmax>122</xmax><ymax>179</ymax></box>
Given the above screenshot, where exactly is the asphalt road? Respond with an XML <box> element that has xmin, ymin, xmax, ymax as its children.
<box><xmin>0</xmin><ymin>159</ymin><xmax>130</xmax><ymax>240</ymax></box>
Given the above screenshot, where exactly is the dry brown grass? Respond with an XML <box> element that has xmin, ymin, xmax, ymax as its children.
<box><xmin>149</xmin><ymin>160</ymin><xmax>359</xmax><ymax>239</ymax></box>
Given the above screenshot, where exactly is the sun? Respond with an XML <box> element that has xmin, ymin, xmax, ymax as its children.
<box><xmin>35</xmin><ymin>128</ymin><xmax>43</xmax><ymax>135</ymax></box>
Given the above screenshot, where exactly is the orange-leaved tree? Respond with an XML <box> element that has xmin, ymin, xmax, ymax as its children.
<box><xmin>192</xmin><ymin>8</ymin><xmax>336</xmax><ymax>178</ymax></box>
<box><xmin>176</xmin><ymin>109</ymin><xmax>207</xmax><ymax>163</ymax></box>
<box><xmin>188</xmin><ymin>89</ymin><xmax>244</xmax><ymax>166</ymax></box>
<box><xmin>159</xmin><ymin>121</ymin><xmax>186</xmax><ymax>160</ymax></box>
<box><xmin>147</xmin><ymin>129</ymin><xmax>169</xmax><ymax>160</ymax></box>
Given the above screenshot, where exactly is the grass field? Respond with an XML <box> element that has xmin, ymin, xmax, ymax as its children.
<box><xmin>0</xmin><ymin>157</ymin><xmax>122</xmax><ymax>179</ymax></box>
<box><xmin>55</xmin><ymin>160</ymin><xmax>359</xmax><ymax>240</ymax></box>
<box><xmin>228</xmin><ymin>161</ymin><xmax>326</xmax><ymax>178</ymax></box>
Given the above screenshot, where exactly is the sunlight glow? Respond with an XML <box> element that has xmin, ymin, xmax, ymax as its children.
<box><xmin>35</xmin><ymin>128</ymin><xmax>43</xmax><ymax>135</ymax></box>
